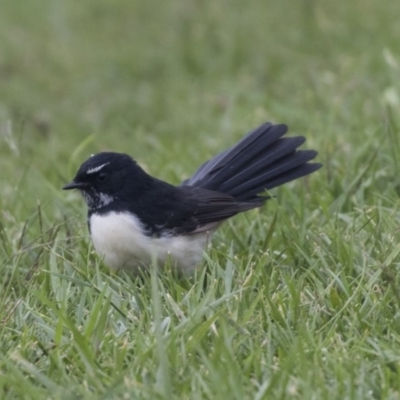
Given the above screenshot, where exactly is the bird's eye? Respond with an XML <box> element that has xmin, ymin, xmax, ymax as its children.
<box><xmin>97</xmin><ymin>173</ymin><xmax>107</xmax><ymax>183</ymax></box>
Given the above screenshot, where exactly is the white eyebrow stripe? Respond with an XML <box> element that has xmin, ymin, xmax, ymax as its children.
<box><xmin>87</xmin><ymin>162</ymin><xmax>110</xmax><ymax>174</ymax></box>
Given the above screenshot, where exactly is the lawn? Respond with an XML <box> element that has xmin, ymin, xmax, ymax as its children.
<box><xmin>1</xmin><ymin>0</ymin><xmax>400</xmax><ymax>398</ymax></box>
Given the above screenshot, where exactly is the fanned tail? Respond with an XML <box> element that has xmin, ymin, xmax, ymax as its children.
<box><xmin>182</xmin><ymin>122</ymin><xmax>321</xmax><ymax>202</ymax></box>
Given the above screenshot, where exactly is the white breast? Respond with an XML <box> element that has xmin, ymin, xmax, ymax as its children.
<box><xmin>89</xmin><ymin>212</ymin><xmax>212</xmax><ymax>274</ymax></box>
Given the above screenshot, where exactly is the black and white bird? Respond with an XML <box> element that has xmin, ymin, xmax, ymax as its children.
<box><xmin>63</xmin><ymin>122</ymin><xmax>321</xmax><ymax>274</ymax></box>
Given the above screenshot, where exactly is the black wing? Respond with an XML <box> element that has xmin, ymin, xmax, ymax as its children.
<box><xmin>168</xmin><ymin>186</ymin><xmax>260</xmax><ymax>234</ymax></box>
<box><xmin>115</xmin><ymin>180</ymin><xmax>260</xmax><ymax>237</ymax></box>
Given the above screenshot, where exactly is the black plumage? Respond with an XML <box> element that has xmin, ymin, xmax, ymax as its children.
<box><xmin>63</xmin><ymin>121</ymin><xmax>322</xmax><ymax>273</ymax></box>
<box><xmin>183</xmin><ymin>122</ymin><xmax>320</xmax><ymax>201</ymax></box>
<box><xmin>64</xmin><ymin>122</ymin><xmax>321</xmax><ymax>237</ymax></box>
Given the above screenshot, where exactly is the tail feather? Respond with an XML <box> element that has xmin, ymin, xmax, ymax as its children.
<box><xmin>184</xmin><ymin>123</ymin><xmax>286</xmax><ymax>188</ymax></box>
<box><xmin>229</xmin><ymin>151</ymin><xmax>319</xmax><ymax>201</ymax></box>
<box><xmin>218</xmin><ymin>137</ymin><xmax>307</xmax><ymax>193</ymax></box>
<box><xmin>183</xmin><ymin>122</ymin><xmax>321</xmax><ymax>202</ymax></box>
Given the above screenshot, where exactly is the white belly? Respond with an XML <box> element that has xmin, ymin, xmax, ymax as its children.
<box><xmin>89</xmin><ymin>212</ymin><xmax>211</xmax><ymax>274</ymax></box>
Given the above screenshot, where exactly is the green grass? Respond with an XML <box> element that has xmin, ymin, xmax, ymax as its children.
<box><xmin>1</xmin><ymin>0</ymin><xmax>400</xmax><ymax>398</ymax></box>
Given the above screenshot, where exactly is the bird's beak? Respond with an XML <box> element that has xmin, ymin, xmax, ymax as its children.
<box><xmin>62</xmin><ymin>181</ymin><xmax>85</xmax><ymax>190</ymax></box>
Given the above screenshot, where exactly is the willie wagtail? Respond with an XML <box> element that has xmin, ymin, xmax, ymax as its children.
<box><xmin>63</xmin><ymin>122</ymin><xmax>321</xmax><ymax>274</ymax></box>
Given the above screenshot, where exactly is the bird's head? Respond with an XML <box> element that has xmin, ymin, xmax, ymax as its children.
<box><xmin>63</xmin><ymin>152</ymin><xmax>150</xmax><ymax>211</ymax></box>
